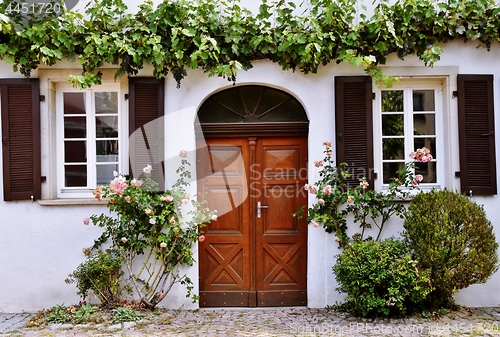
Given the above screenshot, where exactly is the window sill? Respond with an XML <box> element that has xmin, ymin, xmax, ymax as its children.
<box><xmin>379</xmin><ymin>184</ymin><xmax>442</xmax><ymax>201</ymax></box>
<box><xmin>38</xmin><ymin>198</ymin><xmax>108</xmax><ymax>206</ymax></box>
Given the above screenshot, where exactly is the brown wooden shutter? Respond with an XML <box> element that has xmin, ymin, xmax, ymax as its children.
<box><xmin>457</xmin><ymin>74</ymin><xmax>497</xmax><ymax>195</ymax></box>
<box><xmin>335</xmin><ymin>76</ymin><xmax>374</xmax><ymax>189</ymax></box>
<box><xmin>0</xmin><ymin>79</ymin><xmax>41</xmax><ymax>201</ymax></box>
<box><xmin>128</xmin><ymin>77</ymin><xmax>165</xmax><ymax>190</ymax></box>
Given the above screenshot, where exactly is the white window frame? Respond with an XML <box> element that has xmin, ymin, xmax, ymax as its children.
<box><xmin>56</xmin><ymin>83</ymin><xmax>125</xmax><ymax>198</ymax></box>
<box><xmin>373</xmin><ymin>79</ymin><xmax>445</xmax><ymax>192</ymax></box>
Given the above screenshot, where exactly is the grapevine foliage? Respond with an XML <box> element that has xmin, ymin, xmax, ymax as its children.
<box><xmin>0</xmin><ymin>0</ymin><xmax>499</xmax><ymax>88</ymax></box>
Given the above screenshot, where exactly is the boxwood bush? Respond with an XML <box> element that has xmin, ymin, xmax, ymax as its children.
<box><xmin>333</xmin><ymin>238</ymin><xmax>432</xmax><ymax>317</ymax></box>
<box><xmin>403</xmin><ymin>189</ymin><xmax>499</xmax><ymax>309</ymax></box>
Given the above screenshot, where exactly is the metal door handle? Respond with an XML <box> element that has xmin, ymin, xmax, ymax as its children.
<box><xmin>257</xmin><ymin>201</ymin><xmax>268</xmax><ymax>219</ymax></box>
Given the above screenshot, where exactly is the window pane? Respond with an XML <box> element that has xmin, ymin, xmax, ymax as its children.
<box><xmin>413</xmin><ymin>90</ymin><xmax>434</xmax><ymax>111</ymax></box>
<box><xmin>96</xmin><ymin>116</ymin><xmax>118</xmax><ymax>138</ymax></box>
<box><xmin>383</xmin><ymin>138</ymin><xmax>405</xmax><ymax>160</ymax></box>
<box><xmin>65</xmin><ymin>140</ymin><xmax>87</xmax><ymax>163</ymax></box>
<box><xmin>64</xmin><ymin>116</ymin><xmax>86</xmax><ymax>138</ymax></box>
<box><xmin>95</xmin><ymin>92</ymin><xmax>118</xmax><ymax>114</ymax></box>
<box><xmin>96</xmin><ymin>140</ymin><xmax>119</xmax><ymax>160</ymax></box>
<box><xmin>64</xmin><ymin>93</ymin><xmax>86</xmax><ymax>114</ymax></box>
<box><xmin>382</xmin><ymin>91</ymin><xmax>403</xmax><ymax>112</ymax></box>
<box><xmin>383</xmin><ymin>162</ymin><xmax>404</xmax><ymax>184</ymax></box>
<box><xmin>96</xmin><ymin>164</ymin><xmax>118</xmax><ymax>185</ymax></box>
<box><xmin>415</xmin><ymin>161</ymin><xmax>437</xmax><ymax>183</ymax></box>
<box><xmin>65</xmin><ymin>165</ymin><xmax>87</xmax><ymax>187</ymax></box>
<box><xmin>413</xmin><ymin>114</ymin><xmax>435</xmax><ymax>135</ymax></box>
<box><xmin>382</xmin><ymin>114</ymin><xmax>404</xmax><ymax>136</ymax></box>
<box><xmin>414</xmin><ymin>138</ymin><xmax>436</xmax><ymax>159</ymax></box>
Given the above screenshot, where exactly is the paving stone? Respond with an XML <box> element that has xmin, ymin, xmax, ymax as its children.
<box><xmin>2</xmin><ymin>307</ymin><xmax>500</xmax><ymax>336</ymax></box>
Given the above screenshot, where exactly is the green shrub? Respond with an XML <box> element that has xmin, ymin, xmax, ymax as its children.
<box><xmin>112</xmin><ymin>306</ymin><xmax>144</xmax><ymax>323</ymax></box>
<box><xmin>46</xmin><ymin>304</ymin><xmax>72</xmax><ymax>324</ymax></box>
<box><xmin>73</xmin><ymin>304</ymin><xmax>99</xmax><ymax>323</ymax></box>
<box><xmin>65</xmin><ymin>250</ymin><xmax>128</xmax><ymax>308</ymax></box>
<box><xmin>332</xmin><ymin>238</ymin><xmax>432</xmax><ymax>317</ymax></box>
<box><xmin>403</xmin><ymin>189</ymin><xmax>499</xmax><ymax>309</ymax></box>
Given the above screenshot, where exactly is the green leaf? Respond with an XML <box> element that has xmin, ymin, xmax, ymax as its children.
<box><xmin>181</xmin><ymin>28</ymin><xmax>196</xmax><ymax>37</ymax></box>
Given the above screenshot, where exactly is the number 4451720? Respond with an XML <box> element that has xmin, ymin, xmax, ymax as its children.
<box><xmin>4</xmin><ymin>2</ymin><xmax>62</xmax><ymax>15</ymax></box>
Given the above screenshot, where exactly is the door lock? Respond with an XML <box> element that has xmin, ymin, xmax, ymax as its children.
<box><xmin>257</xmin><ymin>201</ymin><xmax>268</xmax><ymax>218</ymax></box>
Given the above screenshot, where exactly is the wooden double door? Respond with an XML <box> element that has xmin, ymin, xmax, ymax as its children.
<box><xmin>197</xmin><ymin>136</ymin><xmax>308</xmax><ymax>307</ymax></box>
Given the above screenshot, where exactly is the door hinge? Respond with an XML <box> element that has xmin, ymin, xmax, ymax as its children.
<box><xmin>372</xmin><ymin>92</ymin><xmax>376</xmax><ymax>100</ymax></box>
<box><xmin>124</xmin><ymin>93</ymin><xmax>129</xmax><ymax>100</ymax></box>
<box><xmin>39</xmin><ymin>95</ymin><xmax>45</xmax><ymax>102</ymax></box>
<box><xmin>452</xmin><ymin>90</ymin><xmax>458</xmax><ymax>98</ymax></box>
<box><xmin>41</xmin><ymin>176</ymin><xmax>47</xmax><ymax>183</ymax></box>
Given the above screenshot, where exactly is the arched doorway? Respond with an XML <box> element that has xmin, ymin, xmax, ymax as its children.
<box><xmin>196</xmin><ymin>85</ymin><xmax>309</xmax><ymax>307</ymax></box>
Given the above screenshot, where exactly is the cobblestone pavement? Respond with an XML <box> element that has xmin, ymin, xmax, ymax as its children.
<box><xmin>1</xmin><ymin>307</ymin><xmax>500</xmax><ymax>337</ymax></box>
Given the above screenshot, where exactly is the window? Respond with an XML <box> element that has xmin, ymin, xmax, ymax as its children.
<box><xmin>56</xmin><ymin>84</ymin><xmax>121</xmax><ymax>198</ymax></box>
<box><xmin>335</xmin><ymin>77</ymin><xmax>443</xmax><ymax>191</ymax></box>
<box><xmin>336</xmin><ymin>75</ymin><xmax>495</xmax><ymax>195</ymax></box>
<box><xmin>379</xmin><ymin>85</ymin><xmax>440</xmax><ymax>186</ymax></box>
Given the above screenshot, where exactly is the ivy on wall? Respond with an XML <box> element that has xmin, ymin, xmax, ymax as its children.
<box><xmin>0</xmin><ymin>0</ymin><xmax>499</xmax><ymax>88</ymax></box>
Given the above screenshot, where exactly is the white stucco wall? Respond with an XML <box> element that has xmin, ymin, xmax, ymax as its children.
<box><xmin>1</xmin><ymin>40</ymin><xmax>500</xmax><ymax>312</ymax></box>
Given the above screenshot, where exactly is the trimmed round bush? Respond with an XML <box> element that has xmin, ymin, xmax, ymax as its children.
<box><xmin>403</xmin><ymin>189</ymin><xmax>499</xmax><ymax>309</ymax></box>
<box><xmin>333</xmin><ymin>238</ymin><xmax>432</xmax><ymax>317</ymax></box>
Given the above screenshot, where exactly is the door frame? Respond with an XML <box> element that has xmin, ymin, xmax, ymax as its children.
<box><xmin>196</xmin><ymin>127</ymin><xmax>309</xmax><ymax>307</ymax></box>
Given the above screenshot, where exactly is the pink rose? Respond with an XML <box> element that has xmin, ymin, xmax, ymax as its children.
<box><xmin>131</xmin><ymin>179</ymin><xmax>142</xmax><ymax>188</ymax></box>
<box><xmin>211</xmin><ymin>214</ymin><xmax>218</xmax><ymax>221</ymax></box>
<box><xmin>317</xmin><ymin>198</ymin><xmax>325</xmax><ymax>205</ymax></box>
<box><xmin>309</xmin><ymin>185</ymin><xmax>318</xmax><ymax>194</ymax></box>
<box><xmin>143</xmin><ymin>164</ymin><xmax>152</xmax><ymax>174</ymax></box>
<box><xmin>160</xmin><ymin>242</ymin><xmax>167</xmax><ymax>248</ymax></box>
<box><xmin>124</xmin><ymin>196</ymin><xmax>132</xmax><ymax>203</ymax></box>
<box><xmin>199</xmin><ymin>235</ymin><xmax>206</xmax><ymax>242</ymax></box>
<box><xmin>311</xmin><ymin>220</ymin><xmax>319</xmax><ymax>227</ymax></box>
<box><xmin>409</xmin><ymin>151</ymin><xmax>416</xmax><ymax>159</ymax></box>
<box><xmin>314</xmin><ymin>160</ymin><xmax>323</xmax><ymax>167</ymax></box>
<box><xmin>149</xmin><ymin>218</ymin><xmax>156</xmax><ymax>225</ymax></box>
<box><xmin>303</xmin><ymin>184</ymin><xmax>310</xmax><ymax>191</ymax></box>
<box><xmin>179</xmin><ymin>150</ymin><xmax>188</xmax><ymax>158</ymax></box>
<box><xmin>83</xmin><ymin>217</ymin><xmax>90</xmax><ymax>225</ymax></box>
<box><xmin>145</xmin><ymin>208</ymin><xmax>152</xmax><ymax>215</ymax></box>
<box><xmin>109</xmin><ymin>176</ymin><xmax>128</xmax><ymax>195</ymax></box>
<box><xmin>160</xmin><ymin>195</ymin><xmax>173</xmax><ymax>203</ymax></box>
<box><xmin>181</xmin><ymin>198</ymin><xmax>189</xmax><ymax>205</ymax></box>
<box><xmin>415</xmin><ymin>174</ymin><xmax>423</xmax><ymax>183</ymax></box>
<box><xmin>322</xmin><ymin>185</ymin><xmax>332</xmax><ymax>195</ymax></box>
<box><xmin>121</xmin><ymin>237</ymin><xmax>128</xmax><ymax>243</ymax></box>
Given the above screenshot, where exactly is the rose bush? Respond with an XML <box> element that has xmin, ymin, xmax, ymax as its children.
<box><xmin>305</xmin><ymin>142</ymin><xmax>430</xmax><ymax>246</ymax></box>
<box><xmin>79</xmin><ymin>152</ymin><xmax>216</xmax><ymax>309</ymax></box>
